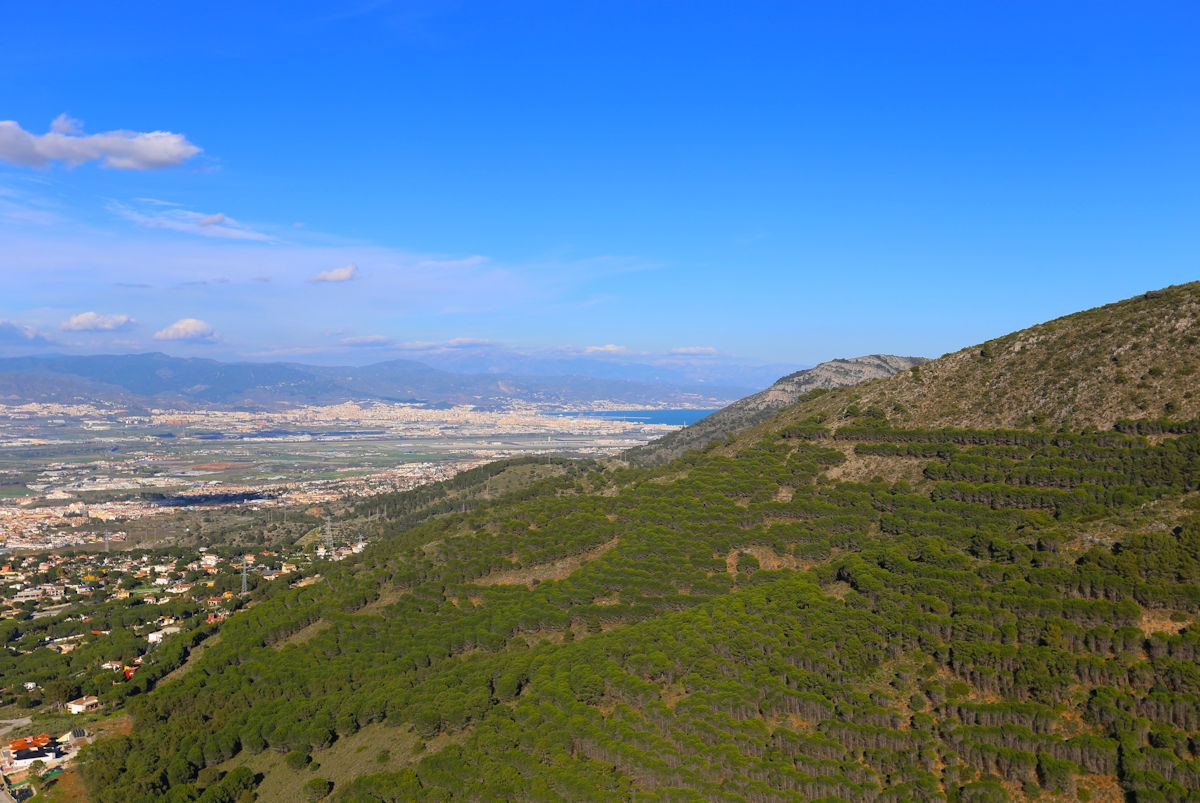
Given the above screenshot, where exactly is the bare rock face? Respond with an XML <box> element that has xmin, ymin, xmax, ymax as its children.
<box><xmin>739</xmin><ymin>355</ymin><xmax>928</xmax><ymax>414</ymax></box>
<box><xmin>625</xmin><ymin>354</ymin><xmax>926</xmax><ymax>465</ymax></box>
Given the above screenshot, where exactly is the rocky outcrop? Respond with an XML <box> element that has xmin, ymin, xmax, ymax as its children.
<box><xmin>624</xmin><ymin>354</ymin><xmax>926</xmax><ymax>465</ymax></box>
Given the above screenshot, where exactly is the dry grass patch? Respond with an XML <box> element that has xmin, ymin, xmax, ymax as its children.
<box><xmin>1139</xmin><ymin>607</ymin><xmax>1189</xmax><ymax>637</ymax></box>
<box><xmin>160</xmin><ymin>634</ymin><xmax>221</xmax><ymax>683</ymax></box>
<box><xmin>218</xmin><ymin>723</ymin><xmax>464</xmax><ymax>803</ymax></box>
<box><xmin>273</xmin><ymin>619</ymin><xmax>330</xmax><ymax>649</ymax></box>
<box><xmin>823</xmin><ymin>449</ymin><xmax>930</xmax><ymax>486</ymax></box>
<box><xmin>724</xmin><ymin>546</ymin><xmax>813</xmax><ymax>574</ymax></box>
<box><xmin>471</xmin><ymin>536</ymin><xmax>619</xmax><ymax>587</ymax></box>
<box><xmin>358</xmin><ymin>586</ymin><xmax>410</xmax><ymax>614</ymax></box>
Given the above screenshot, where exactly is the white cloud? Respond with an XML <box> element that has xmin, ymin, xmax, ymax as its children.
<box><xmin>308</xmin><ymin>264</ymin><xmax>358</xmax><ymax>283</ymax></box>
<box><xmin>669</xmin><ymin>346</ymin><xmax>718</xmax><ymax>355</ymax></box>
<box><xmin>154</xmin><ymin>318</ymin><xmax>215</xmax><ymax>341</ymax></box>
<box><xmin>62</xmin><ymin>311</ymin><xmax>134</xmax><ymax>331</ymax></box>
<box><xmin>111</xmin><ymin>201</ymin><xmax>271</xmax><ymax>241</ymax></box>
<box><xmin>0</xmin><ymin>115</ymin><xmax>201</xmax><ymax>170</ymax></box>
<box><xmin>584</xmin><ymin>344</ymin><xmax>627</xmax><ymax>354</ymax></box>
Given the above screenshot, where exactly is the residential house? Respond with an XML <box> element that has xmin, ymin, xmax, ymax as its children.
<box><xmin>147</xmin><ymin>626</ymin><xmax>181</xmax><ymax>644</ymax></box>
<box><xmin>66</xmin><ymin>696</ymin><xmax>101</xmax><ymax>714</ymax></box>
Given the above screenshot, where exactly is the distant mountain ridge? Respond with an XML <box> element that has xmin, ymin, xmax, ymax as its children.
<box><xmin>625</xmin><ymin>354</ymin><xmax>926</xmax><ymax>464</ymax></box>
<box><xmin>0</xmin><ymin>353</ymin><xmax>740</xmax><ymax>411</ymax></box>
<box><xmin>385</xmin><ymin>345</ymin><xmax>794</xmax><ymax>391</ymax></box>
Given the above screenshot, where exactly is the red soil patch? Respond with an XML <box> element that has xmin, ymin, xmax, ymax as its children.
<box><xmin>51</xmin><ymin>768</ymin><xmax>88</xmax><ymax>802</ymax></box>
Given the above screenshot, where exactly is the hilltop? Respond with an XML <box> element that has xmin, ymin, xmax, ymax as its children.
<box><xmin>54</xmin><ymin>282</ymin><xmax>1200</xmax><ymax>802</ymax></box>
<box><xmin>626</xmin><ymin>354</ymin><xmax>925</xmax><ymax>465</ymax></box>
<box><xmin>769</xmin><ymin>283</ymin><xmax>1200</xmax><ymax>433</ymax></box>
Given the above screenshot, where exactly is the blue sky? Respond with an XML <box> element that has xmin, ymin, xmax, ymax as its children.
<box><xmin>1</xmin><ymin>1</ymin><xmax>1197</xmax><ymax>379</ymax></box>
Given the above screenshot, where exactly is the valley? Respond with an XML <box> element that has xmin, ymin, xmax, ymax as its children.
<box><xmin>0</xmin><ymin>400</ymin><xmax>707</xmax><ymax>553</ymax></box>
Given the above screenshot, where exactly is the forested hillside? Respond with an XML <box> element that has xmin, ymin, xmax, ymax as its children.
<box><xmin>79</xmin><ymin>284</ymin><xmax>1200</xmax><ymax>802</ymax></box>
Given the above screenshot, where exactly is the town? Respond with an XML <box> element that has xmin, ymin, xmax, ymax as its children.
<box><xmin>0</xmin><ymin>399</ymin><xmax>698</xmax><ymax>553</ymax></box>
<box><xmin>0</xmin><ymin>539</ymin><xmax>362</xmax><ymax>798</ymax></box>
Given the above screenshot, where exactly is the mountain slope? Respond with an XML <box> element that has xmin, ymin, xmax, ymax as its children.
<box><xmin>771</xmin><ymin>283</ymin><xmax>1200</xmax><ymax>433</ymax></box>
<box><xmin>625</xmin><ymin>354</ymin><xmax>926</xmax><ymax>465</ymax></box>
<box><xmin>74</xmin><ymin>283</ymin><xmax>1200</xmax><ymax>803</ymax></box>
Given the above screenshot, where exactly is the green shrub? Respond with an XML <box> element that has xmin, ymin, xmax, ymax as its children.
<box><xmin>302</xmin><ymin>777</ymin><xmax>333</xmax><ymax>801</ymax></box>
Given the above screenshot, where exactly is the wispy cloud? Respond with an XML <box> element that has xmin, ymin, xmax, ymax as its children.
<box><xmin>317</xmin><ymin>0</ymin><xmax>398</xmax><ymax>23</ymax></box>
<box><xmin>0</xmin><ymin>198</ymin><xmax>59</xmax><ymax>227</ymax></box>
<box><xmin>413</xmin><ymin>256</ymin><xmax>488</xmax><ymax>270</ymax></box>
<box><xmin>0</xmin><ymin>115</ymin><xmax>201</xmax><ymax>170</ymax></box>
<box><xmin>154</xmin><ymin>318</ymin><xmax>215</xmax><ymax>341</ymax></box>
<box><xmin>584</xmin><ymin>344</ymin><xmax>627</xmax><ymax>354</ymax></box>
<box><xmin>111</xmin><ymin>200</ymin><xmax>272</xmax><ymax>241</ymax></box>
<box><xmin>62</xmin><ymin>311</ymin><xmax>134</xmax><ymax>332</ymax></box>
<box><xmin>2</xmin><ymin>224</ymin><xmax>664</xmax><ymax>360</ymax></box>
<box><xmin>0</xmin><ymin>180</ymin><xmax>62</xmax><ymax>226</ymax></box>
<box><xmin>309</xmin><ymin>263</ymin><xmax>358</xmax><ymax>283</ymax></box>
<box><xmin>340</xmin><ymin>334</ymin><xmax>393</xmax><ymax>347</ymax></box>
<box><xmin>669</xmin><ymin>346</ymin><xmax>718</xmax><ymax>355</ymax></box>
<box><xmin>358</xmin><ymin>337</ymin><xmax>495</xmax><ymax>353</ymax></box>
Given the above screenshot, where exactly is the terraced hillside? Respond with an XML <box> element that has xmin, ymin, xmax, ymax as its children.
<box><xmin>77</xmin><ymin>284</ymin><xmax>1200</xmax><ymax>802</ymax></box>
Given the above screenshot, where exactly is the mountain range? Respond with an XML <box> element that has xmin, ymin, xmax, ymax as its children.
<box><xmin>0</xmin><ymin>353</ymin><xmax>756</xmax><ymax>411</ymax></box>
